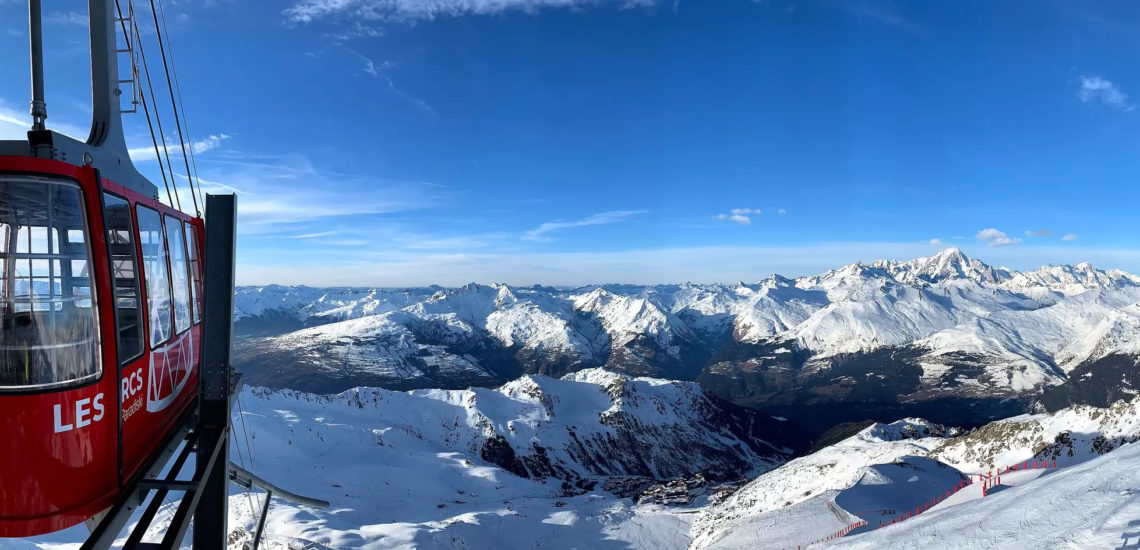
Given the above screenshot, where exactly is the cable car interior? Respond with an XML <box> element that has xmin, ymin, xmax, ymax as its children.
<box><xmin>0</xmin><ymin>176</ymin><xmax>99</xmax><ymax>391</ymax></box>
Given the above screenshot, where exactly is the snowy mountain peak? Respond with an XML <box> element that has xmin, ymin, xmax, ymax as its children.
<box><xmin>571</xmin><ymin>287</ymin><xmax>618</xmax><ymax>312</ymax></box>
<box><xmin>889</xmin><ymin>247</ymin><xmax>1012</xmax><ymax>285</ymax></box>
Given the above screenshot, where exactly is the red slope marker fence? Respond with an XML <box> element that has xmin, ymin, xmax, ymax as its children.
<box><xmin>978</xmin><ymin>459</ymin><xmax>1058</xmax><ymax>496</ymax></box>
<box><xmin>792</xmin><ymin>519</ymin><xmax>868</xmax><ymax>549</ymax></box>
<box><xmin>872</xmin><ymin>479</ymin><xmax>972</xmax><ymax>530</ymax></box>
<box><xmin>873</xmin><ymin>458</ymin><xmax>1061</xmax><ymax>529</ymax></box>
<box><xmin>785</xmin><ymin>458</ymin><xmax>1062</xmax><ymax>548</ymax></box>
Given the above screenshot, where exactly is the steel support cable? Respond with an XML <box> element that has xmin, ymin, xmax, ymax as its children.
<box><xmin>229</xmin><ymin>414</ymin><xmax>258</xmax><ymax>519</ymax></box>
<box><xmin>236</xmin><ymin>394</ymin><xmax>266</xmax><ymax>527</ymax></box>
<box><xmin>237</xmin><ymin>394</ymin><xmax>257</xmax><ymax>468</ymax></box>
<box><xmin>114</xmin><ymin>0</ymin><xmax>176</xmax><ymax>208</ymax></box>
<box><xmin>231</xmin><ymin>394</ymin><xmax>260</xmax><ymax>519</ymax></box>
<box><xmin>154</xmin><ymin>0</ymin><xmax>206</xmax><ymax>211</ymax></box>
<box><xmin>146</xmin><ymin>0</ymin><xmax>199</xmax><ymax>217</ymax></box>
<box><xmin>128</xmin><ymin>2</ymin><xmax>183</xmax><ymax>212</ymax></box>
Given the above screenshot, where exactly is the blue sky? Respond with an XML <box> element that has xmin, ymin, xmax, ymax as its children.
<box><xmin>2</xmin><ymin>0</ymin><xmax>1140</xmax><ymax>286</ymax></box>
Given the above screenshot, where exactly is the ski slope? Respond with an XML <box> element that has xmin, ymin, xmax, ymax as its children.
<box><xmin>829</xmin><ymin>441</ymin><xmax>1140</xmax><ymax>549</ymax></box>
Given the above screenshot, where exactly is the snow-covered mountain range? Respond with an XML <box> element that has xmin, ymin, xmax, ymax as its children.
<box><xmin>232</xmin><ymin>249</ymin><xmax>1140</xmax><ymax>435</ymax></box>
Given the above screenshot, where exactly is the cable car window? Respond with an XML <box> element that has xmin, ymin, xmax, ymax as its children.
<box><xmin>103</xmin><ymin>193</ymin><xmax>143</xmax><ymax>363</ymax></box>
<box><xmin>136</xmin><ymin>205</ymin><xmax>172</xmax><ymax>347</ymax></box>
<box><xmin>184</xmin><ymin>223</ymin><xmax>201</xmax><ymax>324</ymax></box>
<box><xmin>164</xmin><ymin>216</ymin><xmax>191</xmax><ymax>334</ymax></box>
<box><xmin>0</xmin><ymin>175</ymin><xmax>101</xmax><ymax>390</ymax></box>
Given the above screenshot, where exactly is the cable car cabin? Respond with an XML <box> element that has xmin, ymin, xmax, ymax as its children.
<box><xmin>0</xmin><ymin>156</ymin><xmax>205</xmax><ymax>536</ymax></box>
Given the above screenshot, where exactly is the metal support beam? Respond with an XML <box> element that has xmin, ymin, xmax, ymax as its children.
<box><xmin>87</xmin><ymin>0</ymin><xmax>127</xmax><ymax>151</ymax></box>
<box><xmin>194</xmin><ymin>193</ymin><xmax>237</xmax><ymax>550</ymax></box>
<box><xmin>251</xmin><ymin>490</ymin><xmax>272</xmax><ymax>550</ymax></box>
<box><xmin>28</xmin><ymin>0</ymin><xmax>47</xmax><ymax>130</ymax></box>
<box><xmin>81</xmin><ymin>409</ymin><xmax>196</xmax><ymax>550</ymax></box>
<box><xmin>228</xmin><ymin>464</ymin><xmax>330</xmax><ymax>509</ymax></box>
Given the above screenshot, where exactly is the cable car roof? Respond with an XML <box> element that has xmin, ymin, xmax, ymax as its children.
<box><xmin>1</xmin><ymin>133</ymin><xmax>159</xmax><ymax>200</ymax></box>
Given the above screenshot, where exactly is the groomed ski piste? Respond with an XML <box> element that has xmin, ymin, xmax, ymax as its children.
<box><xmin>697</xmin><ymin>411</ymin><xmax>1139</xmax><ymax>550</ymax></box>
<box><xmin>826</xmin><ymin>443</ymin><xmax>1140</xmax><ymax>549</ymax></box>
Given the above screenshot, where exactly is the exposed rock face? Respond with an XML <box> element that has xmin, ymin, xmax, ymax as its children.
<box><xmin>927</xmin><ymin>399</ymin><xmax>1140</xmax><ymax>471</ymax></box>
<box><xmin>1038</xmin><ymin>352</ymin><xmax>1140</xmax><ymax>411</ymax></box>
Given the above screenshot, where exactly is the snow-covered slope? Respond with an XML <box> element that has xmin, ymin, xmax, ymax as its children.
<box><xmin>233</xmin><ymin>249</ymin><xmax>1140</xmax><ymax>428</ymax></box>
<box><xmin>692</xmin><ymin>396</ymin><xmax>1140</xmax><ymax>550</ymax></box>
<box><xmin>15</xmin><ymin>385</ymin><xmax>1140</xmax><ymax>549</ymax></box>
<box><xmin>13</xmin><ymin>370</ymin><xmax>792</xmax><ymax>550</ymax></box>
<box><xmin>690</xmin><ymin>419</ymin><xmax>957</xmax><ymax>549</ymax></box>
<box><xmin>829</xmin><ymin>439</ymin><xmax>1140</xmax><ymax>549</ymax></box>
<box><xmin>249</xmin><ymin>368</ymin><xmax>790</xmax><ymax>484</ymax></box>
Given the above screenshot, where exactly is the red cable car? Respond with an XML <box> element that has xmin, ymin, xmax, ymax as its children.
<box><xmin>1</xmin><ymin>0</ymin><xmax>204</xmax><ymax>537</ymax></box>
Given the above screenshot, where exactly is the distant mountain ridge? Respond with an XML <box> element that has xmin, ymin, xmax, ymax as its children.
<box><xmin>233</xmin><ymin>249</ymin><xmax>1140</xmax><ymax>435</ymax></box>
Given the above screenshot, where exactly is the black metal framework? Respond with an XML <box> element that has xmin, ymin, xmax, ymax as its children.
<box><xmin>193</xmin><ymin>193</ymin><xmax>236</xmax><ymax>549</ymax></box>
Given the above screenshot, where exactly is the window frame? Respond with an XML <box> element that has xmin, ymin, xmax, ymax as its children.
<box><xmin>163</xmin><ymin>214</ymin><xmax>192</xmax><ymax>336</ymax></box>
<box><xmin>0</xmin><ymin>173</ymin><xmax>103</xmax><ymax>393</ymax></box>
<box><xmin>102</xmin><ymin>191</ymin><xmax>145</xmax><ymax>366</ymax></box>
<box><xmin>134</xmin><ymin>204</ymin><xmax>174</xmax><ymax>349</ymax></box>
<box><xmin>183</xmin><ymin>222</ymin><xmax>202</xmax><ymax>325</ymax></box>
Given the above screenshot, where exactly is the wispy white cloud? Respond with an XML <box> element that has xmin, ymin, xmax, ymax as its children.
<box><xmin>129</xmin><ymin>133</ymin><xmax>231</xmax><ymax>163</ymax></box>
<box><xmin>1025</xmin><ymin>229</ymin><xmax>1054</xmax><ymax>238</ymax></box>
<box><xmin>776</xmin><ymin>208</ymin><xmax>787</xmax><ymax>215</ymax></box>
<box><xmin>45</xmin><ymin>11</ymin><xmax>87</xmax><ymax>26</ymax></box>
<box><xmin>285</xmin><ymin>0</ymin><xmax>656</xmax><ymax>23</ymax></box>
<box><xmin>1063</xmin><ymin>233</ymin><xmax>1079</xmax><ymax>241</ymax></box>
<box><xmin>192</xmin><ymin>134</ymin><xmax>231</xmax><ymax>154</ymax></box>
<box><xmin>0</xmin><ymin>98</ymin><xmax>90</xmax><ymax>140</ymax></box>
<box><xmin>285</xmin><ymin>231</ymin><xmax>339</xmax><ymax>239</ymax></box>
<box><xmin>714</xmin><ymin>208</ymin><xmax>762</xmax><ymax>225</ymax></box>
<box><xmin>524</xmin><ymin>209</ymin><xmax>646</xmax><ymax>241</ymax></box>
<box><xmin>394</xmin><ymin>234</ymin><xmax>499</xmax><ymax>250</ymax></box>
<box><xmin>1078</xmin><ymin>76</ymin><xmax>1134</xmax><ymax>111</ymax></box>
<box><xmin>341</xmin><ymin>48</ymin><xmax>436</xmax><ymax>117</ymax></box>
<box><xmin>976</xmin><ymin>228</ymin><xmax>1021</xmax><ymax>247</ymax></box>
<box><xmin>327</xmin><ymin>239</ymin><xmax>369</xmax><ymax>246</ymax></box>
<box><xmin>841</xmin><ymin>2</ymin><xmax>923</xmax><ymax>34</ymax></box>
<box><xmin>188</xmin><ymin>153</ymin><xmax>440</xmax><ymax>231</ymax></box>
<box><xmin>0</xmin><ymin>106</ymin><xmax>24</xmax><ymax>129</ymax></box>
<box><xmin>345</xmin><ymin>47</ymin><xmax>394</xmax><ymax>77</ymax></box>
<box><xmin>928</xmin><ymin>238</ymin><xmax>944</xmax><ymax>246</ymax></box>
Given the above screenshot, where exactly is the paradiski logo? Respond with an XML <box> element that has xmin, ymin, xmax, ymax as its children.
<box><xmin>146</xmin><ymin>330</ymin><xmax>194</xmax><ymax>413</ymax></box>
